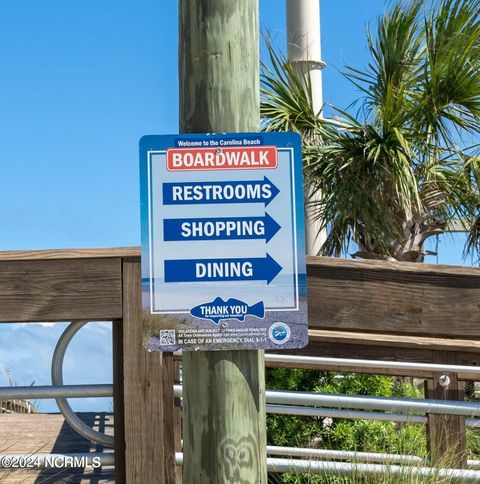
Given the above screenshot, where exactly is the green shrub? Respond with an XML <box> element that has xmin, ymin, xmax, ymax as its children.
<box><xmin>266</xmin><ymin>368</ymin><xmax>427</xmax><ymax>484</ymax></box>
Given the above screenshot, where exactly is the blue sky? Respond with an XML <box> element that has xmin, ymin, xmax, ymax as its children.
<box><xmin>0</xmin><ymin>1</ymin><xmax>473</xmax><ymax>412</ymax></box>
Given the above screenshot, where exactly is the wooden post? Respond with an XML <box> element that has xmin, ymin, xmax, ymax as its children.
<box><xmin>179</xmin><ymin>1</ymin><xmax>267</xmax><ymax>483</ymax></box>
<box><xmin>425</xmin><ymin>351</ymin><xmax>467</xmax><ymax>467</ymax></box>
<box><xmin>122</xmin><ymin>257</ymin><xmax>167</xmax><ymax>482</ymax></box>
<box><xmin>162</xmin><ymin>352</ymin><xmax>180</xmax><ymax>484</ymax></box>
<box><xmin>112</xmin><ymin>319</ymin><xmax>126</xmax><ymax>484</ymax></box>
<box><xmin>173</xmin><ymin>359</ymin><xmax>183</xmax><ymax>484</ymax></box>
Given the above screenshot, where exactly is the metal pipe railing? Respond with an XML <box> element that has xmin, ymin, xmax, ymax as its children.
<box><xmin>51</xmin><ymin>321</ymin><xmax>115</xmax><ymax>447</ymax></box>
<box><xmin>266</xmin><ymin>389</ymin><xmax>480</xmax><ymax>417</ymax></box>
<box><xmin>3</xmin><ymin>449</ymin><xmax>478</xmax><ymax>475</ymax></box>
<box><xmin>267</xmin><ymin>458</ymin><xmax>480</xmax><ymax>481</ymax></box>
<box><xmin>269</xmin><ymin>403</ymin><xmax>480</xmax><ymax>428</ymax></box>
<box><xmin>466</xmin><ymin>418</ymin><xmax>480</xmax><ymax>428</ymax></box>
<box><xmin>174</xmin><ymin>452</ymin><xmax>480</xmax><ymax>481</ymax></box>
<box><xmin>267</xmin><ymin>446</ymin><xmax>480</xmax><ymax>469</ymax></box>
<box><xmin>266</xmin><ymin>353</ymin><xmax>480</xmax><ymax>376</ymax></box>
<box><xmin>0</xmin><ymin>384</ymin><xmax>113</xmax><ymax>400</ymax></box>
<box><xmin>0</xmin><ymin>321</ymin><xmax>114</xmax><ymax>447</ymax></box>
<box><xmin>267</xmin><ymin>446</ymin><xmax>422</xmax><ymax>464</ymax></box>
<box><xmin>267</xmin><ymin>404</ymin><xmax>427</xmax><ymax>423</ymax></box>
<box><xmin>174</xmin><ymin>384</ymin><xmax>480</xmax><ymax>417</ymax></box>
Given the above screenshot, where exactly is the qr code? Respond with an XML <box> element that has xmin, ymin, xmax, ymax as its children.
<box><xmin>159</xmin><ymin>330</ymin><xmax>176</xmax><ymax>346</ymax></box>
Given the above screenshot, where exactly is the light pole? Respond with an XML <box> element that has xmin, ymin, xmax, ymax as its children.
<box><xmin>286</xmin><ymin>0</ymin><xmax>326</xmax><ymax>255</ymax></box>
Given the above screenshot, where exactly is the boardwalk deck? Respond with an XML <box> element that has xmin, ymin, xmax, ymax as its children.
<box><xmin>0</xmin><ymin>413</ymin><xmax>114</xmax><ymax>483</ymax></box>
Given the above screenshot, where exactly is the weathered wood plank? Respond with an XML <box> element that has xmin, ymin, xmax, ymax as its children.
<box><xmin>425</xmin><ymin>352</ymin><xmax>467</xmax><ymax>467</ymax></box>
<box><xmin>162</xmin><ymin>353</ymin><xmax>178</xmax><ymax>484</ymax></box>
<box><xmin>122</xmin><ymin>257</ymin><xmax>166</xmax><ymax>483</ymax></box>
<box><xmin>4</xmin><ymin>250</ymin><xmax>477</xmax><ymax>338</ymax></box>
<box><xmin>0</xmin><ymin>413</ymin><xmax>114</xmax><ymax>483</ymax></box>
<box><xmin>0</xmin><ymin>413</ymin><xmax>113</xmax><ymax>454</ymax></box>
<box><xmin>455</xmin><ymin>351</ymin><xmax>480</xmax><ymax>367</ymax></box>
<box><xmin>3</xmin><ymin>468</ymin><xmax>114</xmax><ymax>483</ymax></box>
<box><xmin>0</xmin><ymin>399</ymin><xmax>34</xmax><ymax>414</ymax></box>
<box><xmin>0</xmin><ymin>247</ymin><xmax>139</xmax><ymax>261</ymax></box>
<box><xmin>173</xmin><ymin>360</ymin><xmax>183</xmax><ymax>484</ymax></box>
<box><xmin>112</xmin><ymin>320</ymin><xmax>126</xmax><ymax>484</ymax></box>
<box><xmin>183</xmin><ymin>350</ymin><xmax>267</xmax><ymax>484</ymax></box>
<box><xmin>307</xmin><ymin>257</ymin><xmax>480</xmax><ymax>338</ymax></box>
<box><xmin>308</xmin><ymin>330</ymin><xmax>480</xmax><ymax>352</ymax></box>
<box><xmin>0</xmin><ymin>258</ymin><xmax>122</xmax><ymax>322</ymax></box>
<box><xmin>2</xmin><ymin>468</ymin><xmax>114</xmax><ymax>483</ymax></box>
<box><xmin>307</xmin><ymin>256</ymin><xmax>480</xmax><ymax>277</ymax></box>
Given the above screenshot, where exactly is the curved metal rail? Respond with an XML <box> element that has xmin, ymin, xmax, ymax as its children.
<box><xmin>51</xmin><ymin>321</ymin><xmax>114</xmax><ymax>447</ymax></box>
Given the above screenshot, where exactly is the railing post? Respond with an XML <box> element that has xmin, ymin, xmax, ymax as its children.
<box><xmin>162</xmin><ymin>352</ymin><xmax>179</xmax><ymax>484</ymax></box>
<box><xmin>424</xmin><ymin>351</ymin><xmax>467</xmax><ymax>467</ymax></box>
<box><xmin>112</xmin><ymin>319</ymin><xmax>126</xmax><ymax>483</ymax></box>
<box><xmin>122</xmin><ymin>256</ymin><xmax>167</xmax><ymax>482</ymax></box>
<box><xmin>173</xmin><ymin>359</ymin><xmax>183</xmax><ymax>484</ymax></box>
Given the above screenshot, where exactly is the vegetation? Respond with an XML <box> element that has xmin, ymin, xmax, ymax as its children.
<box><xmin>261</xmin><ymin>0</ymin><xmax>480</xmax><ymax>261</ymax></box>
<box><xmin>266</xmin><ymin>369</ymin><xmax>425</xmax><ymax>453</ymax></box>
<box><xmin>266</xmin><ymin>369</ymin><xmax>425</xmax><ymax>484</ymax></box>
<box><xmin>268</xmin><ymin>463</ymin><xmax>478</xmax><ymax>484</ymax></box>
<box><xmin>266</xmin><ymin>369</ymin><xmax>480</xmax><ymax>483</ymax></box>
<box><xmin>262</xmin><ymin>0</ymin><xmax>480</xmax><ymax>481</ymax></box>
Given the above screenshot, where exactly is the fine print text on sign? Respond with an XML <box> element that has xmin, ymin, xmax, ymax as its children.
<box><xmin>139</xmin><ymin>132</ymin><xmax>308</xmax><ymax>351</ymax></box>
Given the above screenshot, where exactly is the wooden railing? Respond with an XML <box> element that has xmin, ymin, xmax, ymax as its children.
<box><xmin>0</xmin><ymin>247</ymin><xmax>173</xmax><ymax>484</ymax></box>
<box><xmin>0</xmin><ymin>399</ymin><xmax>35</xmax><ymax>414</ymax></box>
<box><xmin>0</xmin><ymin>248</ymin><xmax>479</xmax><ymax>483</ymax></box>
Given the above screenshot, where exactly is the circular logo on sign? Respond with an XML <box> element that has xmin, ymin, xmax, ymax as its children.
<box><xmin>268</xmin><ymin>322</ymin><xmax>291</xmax><ymax>345</ymax></box>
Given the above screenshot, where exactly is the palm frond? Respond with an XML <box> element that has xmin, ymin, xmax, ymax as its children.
<box><xmin>261</xmin><ymin>40</ymin><xmax>319</xmax><ymax>136</ymax></box>
<box><xmin>260</xmin><ymin>0</ymin><xmax>480</xmax><ymax>261</ymax></box>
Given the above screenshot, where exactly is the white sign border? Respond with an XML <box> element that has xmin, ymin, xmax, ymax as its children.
<box><xmin>146</xmin><ymin>147</ymin><xmax>299</xmax><ymax>315</ymax></box>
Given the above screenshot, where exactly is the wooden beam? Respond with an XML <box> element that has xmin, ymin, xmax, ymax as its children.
<box><xmin>0</xmin><ymin>247</ymin><xmax>140</xmax><ymax>261</ymax></box>
<box><xmin>425</xmin><ymin>352</ymin><xmax>467</xmax><ymax>467</ymax></box>
<box><xmin>308</xmin><ymin>329</ymin><xmax>480</xmax><ymax>353</ymax></box>
<box><xmin>307</xmin><ymin>256</ymin><xmax>480</xmax><ymax>339</ymax></box>
<box><xmin>122</xmin><ymin>257</ymin><xmax>166</xmax><ymax>483</ymax></box>
<box><xmin>306</xmin><ymin>255</ymin><xmax>480</xmax><ymax>277</ymax></box>
<box><xmin>0</xmin><ymin>258</ymin><xmax>122</xmax><ymax>322</ymax></box>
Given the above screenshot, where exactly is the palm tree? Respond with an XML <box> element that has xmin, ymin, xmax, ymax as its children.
<box><xmin>261</xmin><ymin>0</ymin><xmax>480</xmax><ymax>261</ymax></box>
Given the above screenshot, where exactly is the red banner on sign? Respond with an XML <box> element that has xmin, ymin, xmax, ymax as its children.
<box><xmin>167</xmin><ymin>146</ymin><xmax>278</xmax><ymax>171</ymax></box>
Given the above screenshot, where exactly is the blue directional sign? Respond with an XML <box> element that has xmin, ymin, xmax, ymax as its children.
<box><xmin>162</xmin><ymin>177</ymin><xmax>280</xmax><ymax>206</ymax></box>
<box><xmin>164</xmin><ymin>254</ymin><xmax>283</xmax><ymax>284</ymax></box>
<box><xmin>140</xmin><ymin>132</ymin><xmax>308</xmax><ymax>352</ymax></box>
<box><xmin>163</xmin><ymin>213</ymin><xmax>281</xmax><ymax>242</ymax></box>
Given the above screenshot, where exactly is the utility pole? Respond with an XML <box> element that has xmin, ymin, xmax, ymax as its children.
<box><xmin>286</xmin><ymin>0</ymin><xmax>326</xmax><ymax>255</ymax></box>
<box><xmin>179</xmin><ymin>1</ymin><xmax>267</xmax><ymax>483</ymax></box>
